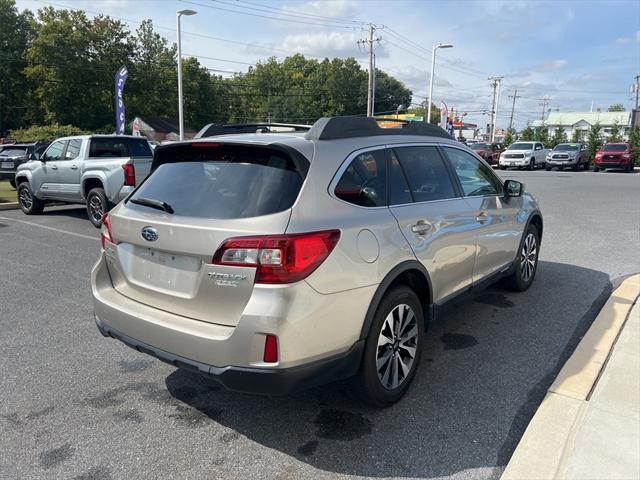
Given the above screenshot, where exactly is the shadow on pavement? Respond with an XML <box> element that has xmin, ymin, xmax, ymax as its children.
<box><xmin>165</xmin><ymin>260</ymin><xmax>611</xmax><ymax>478</ymax></box>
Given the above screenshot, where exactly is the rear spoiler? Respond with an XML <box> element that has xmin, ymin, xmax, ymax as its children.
<box><xmin>194</xmin><ymin>123</ymin><xmax>311</xmax><ymax>138</ymax></box>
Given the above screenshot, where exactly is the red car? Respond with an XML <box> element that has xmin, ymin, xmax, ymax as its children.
<box><xmin>594</xmin><ymin>143</ymin><xmax>636</xmax><ymax>173</ymax></box>
<box><xmin>470</xmin><ymin>142</ymin><xmax>503</xmax><ymax>165</ymax></box>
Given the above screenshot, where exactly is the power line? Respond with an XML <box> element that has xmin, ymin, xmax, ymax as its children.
<box><xmin>180</xmin><ymin>0</ymin><xmax>359</xmax><ymax>30</ymax></box>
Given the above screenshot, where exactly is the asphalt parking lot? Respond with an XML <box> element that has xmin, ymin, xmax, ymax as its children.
<box><xmin>1</xmin><ymin>169</ymin><xmax>638</xmax><ymax>480</ymax></box>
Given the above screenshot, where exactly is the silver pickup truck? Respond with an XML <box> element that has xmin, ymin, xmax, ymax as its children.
<box><xmin>15</xmin><ymin>135</ymin><xmax>153</xmax><ymax>227</ymax></box>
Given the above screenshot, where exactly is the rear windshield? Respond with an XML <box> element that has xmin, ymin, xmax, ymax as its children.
<box><xmin>0</xmin><ymin>147</ymin><xmax>28</xmax><ymax>157</ymax></box>
<box><xmin>89</xmin><ymin>137</ymin><xmax>152</xmax><ymax>158</ymax></box>
<box><xmin>554</xmin><ymin>144</ymin><xmax>579</xmax><ymax>151</ymax></box>
<box><xmin>470</xmin><ymin>143</ymin><xmax>489</xmax><ymax>149</ymax></box>
<box><xmin>509</xmin><ymin>143</ymin><xmax>533</xmax><ymax>150</ymax></box>
<box><xmin>129</xmin><ymin>145</ymin><xmax>304</xmax><ymax>219</ymax></box>
<box><xmin>602</xmin><ymin>144</ymin><xmax>628</xmax><ymax>152</ymax></box>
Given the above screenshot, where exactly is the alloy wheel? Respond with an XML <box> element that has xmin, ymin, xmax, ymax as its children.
<box><xmin>19</xmin><ymin>187</ymin><xmax>33</xmax><ymax>210</ymax></box>
<box><xmin>376</xmin><ymin>304</ymin><xmax>418</xmax><ymax>390</ymax></box>
<box><xmin>89</xmin><ymin>195</ymin><xmax>104</xmax><ymax>222</ymax></box>
<box><xmin>520</xmin><ymin>233</ymin><xmax>537</xmax><ymax>282</ymax></box>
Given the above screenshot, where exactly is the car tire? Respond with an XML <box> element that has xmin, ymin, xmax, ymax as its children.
<box><xmin>17</xmin><ymin>182</ymin><xmax>45</xmax><ymax>215</ymax></box>
<box><xmin>593</xmin><ymin>166</ymin><xmax>600</xmax><ymax>172</ymax></box>
<box><xmin>625</xmin><ymin>163</ymin><xmax>633</xmax><ymax>173</ymax></box>
<box><xmin>354</xmin><ymin>286</ymin><xmax>424</xmax><ymax>407</ymax></box>
<box><xmin>572</xmin><ymin>162</ymin><xmax>579</xmax><ymax>171</ymax></box>
<box><xmin>503</xmin><ymin>223</ymin><xmax>540</xmax><ymax>292</ymax></box>
<box><xmin>545</xmin><ymin>166</ymin><xmax>552</xmax><ymax>171</ymax></box>
<box><xmin>86</xmin><ymin>187</ymin><xmax>110</xmax><ymax>228</ymax></box>
<box><xmin>528</xmin><ymin>158</ymin><xmax>534</xmax><ymax>170</ymax></box>
<box><xmin>9</xmin><ymin>179</ymin><xmax>16</xmax><ymax>189</ymax></box>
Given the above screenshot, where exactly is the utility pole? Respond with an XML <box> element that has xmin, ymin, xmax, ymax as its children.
<box><xmin>540</xmin><ymin>96</ymin><xmax>550</xmax><ymax>121</ymax></box>
<box><xmin>488</xmin><ymin>76</ymin><xmax>503</xmax><ymax>142</ymax></box>
<box><xmin>508</xmin><ymin>89</ymin><xmax>521</xmax><ymax>130</ymax></box>
<box><xmin>358</xmin><ymin>25</ymin><xmax>381</xmax><ymax>117</ymax></box>
<box><xmin>632</xmin><ymin>75</ymin><xmax>640</xmax><ymax>128</ymax></box>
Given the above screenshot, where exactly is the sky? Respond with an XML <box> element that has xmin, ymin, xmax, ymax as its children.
<box><xmin>15</xmin><ymin>0</ymin><xmax>640</xmax><ymax>129</ymax></box>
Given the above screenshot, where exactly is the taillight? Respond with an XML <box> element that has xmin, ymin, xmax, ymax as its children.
<box><xmin>212</xmin><ymin>230</ymin><xmax>340</xmax><ymax>284</ymax></box>
<box><xmin>263</xmin><ymin>334</ymin><xmax>278</xmax><ymax>363</ymax></box>
<box><xmin>100</xmin><ymin>213</ymin><xmax>113</xmax><ymax>249</ymax></box>
<box><xmin>122</xmin><ymin>163</ymin><xmax>136</xmax><ymax>186</ymax></box>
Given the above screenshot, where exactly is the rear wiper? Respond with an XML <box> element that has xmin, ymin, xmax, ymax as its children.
<box><xmin>129</xmin><ymin>197</ymin><xmax>175</xmax><ymax>214</ymax></box>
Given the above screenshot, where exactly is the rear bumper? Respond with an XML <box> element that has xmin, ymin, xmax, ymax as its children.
<box><xmin>96</xmin><ymin>316</ymin><xmax>364</xmax><ymax>395</ymax></box>
<box><xmin>91</xmin><ymin>254</ymin><xmax>373</xmax><ymax>394</ymax></box>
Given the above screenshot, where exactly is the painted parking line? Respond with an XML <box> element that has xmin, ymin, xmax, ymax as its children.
<box><xmin>0</xmin><ymin>215</ymin><xmax>98</xmax><ymax>241</ymax></box>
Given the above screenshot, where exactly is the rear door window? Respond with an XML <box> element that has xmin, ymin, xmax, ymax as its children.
<box><xmin>334</xmin><ymin>149</ymin><xmax>387</xmax><ymax>207</ymax></box>
<box><xmin>64</xmin><ymin>139</ymin><xmax>82</xmax><ymax>159</ymax></box>
<box><xmin>129</xmin><ymin>144</ymin><xmax>304</xmax><ymax>219</ymax></box>
<box><xmin>391</xmin><ymin>146</ymin><xmax>457</xmax><ymax>202</ymax></box>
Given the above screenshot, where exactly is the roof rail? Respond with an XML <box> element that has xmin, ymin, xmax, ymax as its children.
<box><xmin>305</xmin><ymin>116</ymin><xmax>453</xmax><ymax>141</ymax></box>
<box><xmin>195</xmin><ymin>122</ymin><xmax>311</xmax><ymax>139</ymax></box>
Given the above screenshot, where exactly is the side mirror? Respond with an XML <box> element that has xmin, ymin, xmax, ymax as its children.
<box><xmin>504</xmin><ymin>179</ymin><xmax>524</xmax><ymax>198</ymax></box>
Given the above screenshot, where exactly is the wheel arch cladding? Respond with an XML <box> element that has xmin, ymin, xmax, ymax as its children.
<box><xmin>83</xmin><ymin>177</ymin><xmax>104</xmax><ymax>197</ymax></box>
<box><xmin>529</xmin><ymin>212</ymin><xmax>543</xmax><ymax>242</ymax></box>
<box><xmin>359</xmin><ymin>260</ymin><xmax>433</xmax><ymax>340</ymax></box>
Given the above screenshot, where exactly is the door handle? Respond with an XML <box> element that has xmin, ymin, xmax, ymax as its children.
<box><xmin>70</xmin><ymin>165</ymin><xmax>78</xmax><ymax>170</ymax></box>
<box><xmin>411</xmin><ymin>221</ymin><xmax>432</xmax><ymax>235</ymax></box>
<box><xmin>50</xmin><ymin>165</ymin><xmax>58</xmax><ymax>170</ymax></box>
<box><xmin>476</xmin><ymin>211</ymin><xmax>489</xmax><ymax>223</ymax></box>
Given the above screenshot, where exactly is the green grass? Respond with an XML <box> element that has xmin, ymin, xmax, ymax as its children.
<box><xmin>0</xmin><ymin>180</ymin><xmax>17</xmax><ymax>203</ymax></box>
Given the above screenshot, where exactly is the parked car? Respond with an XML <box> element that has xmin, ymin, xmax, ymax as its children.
<box><xmin>545</xmin><ymin>143</ymin><xmax>590</xmax><ymax>171</ymax></box>
<box><xmin>92</xmin><ymin>117</ymin><xmax>543</xmax><ymax>406</ymax></box>
<box><xmin>0</xmin><ymin>142</ymin><xmax>49</xmax><ymax>188</ymax></box>
<box><xmin>15</xmin><ymin>135</ymin><xmax>153</xmax><ymax>226</ymax></box>
<box><xmin>594</xmin><ymin>143</ymin><xmax>636</xmax><ymax>173</ymax></box>
<box><xmin>499</xmin><ymin>141</ymin><xmax>549</xmax><ymax>170</ymax></box>
<box><xmin>470</xmin><ymin>142</ymin><xmax>503</xmax><ymax>165</ymax></box>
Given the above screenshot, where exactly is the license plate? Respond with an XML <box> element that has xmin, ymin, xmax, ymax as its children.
<box><xmin>1</xmin><ymin>161</ymin><xmax>13</xmax><ymax>169</ymax></box>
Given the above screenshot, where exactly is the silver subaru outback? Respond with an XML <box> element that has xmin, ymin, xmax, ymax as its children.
<box><xmin>91</xmin><ymin>117</ymin><xmax>542</xmax><ymax>406</ymax></box>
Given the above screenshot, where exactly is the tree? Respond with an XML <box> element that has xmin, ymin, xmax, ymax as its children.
<box><xmin>0</xmin><ymin>0</ymin><xmax>35</xmax><ymax>134</ymax></box>
<box><xmin>550</xmin><ymin>126</ymin><xmax>568</xmax><ymax>148</ymax></box>
<box><xmin>607</xmin><ymin>104</ymin><xmax>625</xmax><ymax>112</ymax></box>
<box><xmin>25</xmin><ymin>8</ymin><xmax>134</xmax><ymax>130</ymax></box>
<box><xmin>534</xmin><ymin>124</ymin><xmax>549</xmax><ymax>146</ymax></box>
<box><xmin>607</xmin><ymin>121</ymin><xmax>623</xmax><ymax>143</ymax></box>
<box><xmin>571</xmin><ymin>128</ymin><xmax>583</xmax><ymax>142</ymax></box>
<box><xmin>586</xmin><ymin>122</ymin><xmax>603</xmax><ymax>159</ymax></box>
<box><xmin>407</xmin><ymin>101</ymin><xmax>440</xmax><ymax>124</ymax></box>
<box><xmin>9</xmin><ymin>123</ymin><xmax>89</xmax><ymax>142</ymax></box>
<box><xmin>519</xmin><ymin>125</ymin><xmax>535</xmax><ymax>141</ymax></box>
<box><xmin>628</xmin><ymin>124</ymin><xmax>640</xmax><ymax>167</ymax></box>
<box><xmin>502</xmin><ymin>127</ymin><xmax>516</xmax><ymax>148</ymax></box>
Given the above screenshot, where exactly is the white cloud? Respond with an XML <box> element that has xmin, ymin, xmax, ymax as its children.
<box><xmin>535</xmin><ymin>60</ymin><xmax>568</xmax><ymax>72</ymax></box>
<box><xmin>281</xmin><ymin>31</ymin><xmax>386</xmax><ymax>58</ymax></box>
<box><xmin>615</xmin><ymin>37</ymin><xmax>631</xmax><ymax>44</ymax></box>
<box><xmin>281</xmin><ymin>0</ymin><xmax>359</xmax><ymax>19</ymax></box>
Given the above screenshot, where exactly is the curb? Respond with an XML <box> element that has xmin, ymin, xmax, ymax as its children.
<box><xmin>0</xmin><ymin>202</ymin><xmax>19</xmax><ymax>211</ymax></box>
<box><xmin>502</xmin><ymin>274</ymin><xmax>640</xmax><ymax>480</ymax></box>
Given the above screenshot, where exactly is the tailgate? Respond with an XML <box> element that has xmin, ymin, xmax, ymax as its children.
<box><xmin>105</xmin><ymin>207</ymin><xmax>291</xmax><ymax>326</ymax></box>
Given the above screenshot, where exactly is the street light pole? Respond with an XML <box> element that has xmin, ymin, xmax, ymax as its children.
<box><xmin>426</xmin><ymin>43</ymin><xmax>453</xmax><ymax>123</ymax></box>
<box><xmin>176</xmin><ymin>9</ymin><xmax>197</xmax><ymax>141</ymax></box>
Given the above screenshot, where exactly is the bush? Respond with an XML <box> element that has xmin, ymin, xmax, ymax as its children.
<box><xmin>628</xmin><ymin>124</ymin><xmax>640</xmax><ymax>167</ymax></box>
<box><xmin>8</xmin><ymin>124</ymin><xmax>90</xmax><ymax>142</ymax></box>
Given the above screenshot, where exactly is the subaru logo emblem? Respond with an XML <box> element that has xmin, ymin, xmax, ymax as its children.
<box><xmin>141</xmin><ymin>226</ymin><xmax>158</xmax><ymax>242</ymax></box>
